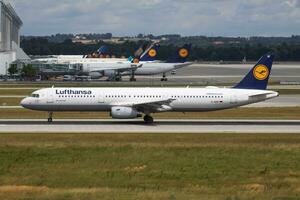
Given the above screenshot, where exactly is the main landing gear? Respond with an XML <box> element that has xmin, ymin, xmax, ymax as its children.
<box><xmin>106</xmin><ymin>74</ymin><xmax>122</xmax><ymax>82</ymax></box>
<box><xmin>143</xmin><ymin>115</ymin><xmax>154</xmax><ymax>124</ymax></box>
<box><xmin>48</xmin><ymin>112</ymin><xmax>53</xmax><ymax>123</ymax></box>
<box><xmin>130</xmin><ymin>70</ymin><xmax>137</xmax><ymax>82</ymax></box>
<box><xmin>161</xmin><ymin>73</ymin><xmax>168</xmax><ymax>81</ymax></box>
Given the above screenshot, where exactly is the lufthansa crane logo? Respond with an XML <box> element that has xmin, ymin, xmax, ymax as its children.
<box><xmin>253</xmin><ymin>64</ymin><xmax>269</xmax><ymax>80</ymax></box>
<box><xmin>179</xmin><ymin>48</ymin><xmax>189</xmax><ymax>58</ymax></box>
<box><xmin>148</xmin><ymin>49</ymin><xmax>157</xmax><ymax>57</ymax></box>
<box><xmin>133</xmin><ymin>58</ymin><xmax>140</xmax><ymax>63</ymax></box>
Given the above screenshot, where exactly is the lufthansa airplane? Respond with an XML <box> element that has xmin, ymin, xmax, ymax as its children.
<box><xmin>21</xmin><ymin>54</ymin><xmax>278</xmax><ymax>123</ymax></box>
<box><xmin>124</xmin><ymin>44</ymin><xmax>193</xmax><ymax>81</ymax></box>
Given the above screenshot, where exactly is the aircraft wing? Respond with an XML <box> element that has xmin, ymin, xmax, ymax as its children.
<box><xmin>90</xmin><ymin>64</ymin><xmax>143</xmax><ymax>73</ymax></box>
<box><xmin>111</xmin><ymin>98</ymin><xmax>176</xmax><ymax>113</ymax></box>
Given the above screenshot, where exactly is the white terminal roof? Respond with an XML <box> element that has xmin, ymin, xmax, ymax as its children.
<box><xmin>0</xmin><ymin>0</ymin><xmax>23</xmax><ymax>27</ymax></box>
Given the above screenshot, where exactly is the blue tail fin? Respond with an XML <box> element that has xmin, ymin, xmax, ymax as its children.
<box><xmin>97</xmin><ymin>45</ymin><xmax>109</xmax><ymax>55</ymax></box>
<box><xmin>166</xmin><ymin>44</ymin><xmax>192</xmax><ymax>63</ymax></box>
<box><xmin>234</xmin><ymin>54</ymin><xmax>274</xmax><ymax>90</ymax></box>
<box><xmin>85</xmin><ymin>45</ymin><xmax>110</xmax><ymax>58</ymax></box>
<box><xmin>139</xmin><ymin>43</ymin><xmax>160</xmax><ymax>62</ymax></box>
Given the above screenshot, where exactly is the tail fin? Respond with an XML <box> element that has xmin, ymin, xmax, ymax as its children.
<box><xmin>234</xmin><ymin>54</ymin><xmax>274</xmax><ymax>90</ymax></box>
<box><xmin>130</xmin><ymin>44</ymin><xmax>147</xmax><ymax>63</ymax></box>
<box><xmin>166</xmin><ymin>44</ymin><xmax>192</xmax><ymax>63</ymax></box>
<box><xmin>97</xmin><ymin>45</ymin><xmax>109</xmax><ymax>55</ymax></box>
<box><xmin>85</xmin><ymin>45</ymin><xmax>110</xmax><ymax>58</ymax></box>
<box><xmin>139</xmin><ymin>43</ymin><xmax>160</xmax><ymax>62</ymax></box>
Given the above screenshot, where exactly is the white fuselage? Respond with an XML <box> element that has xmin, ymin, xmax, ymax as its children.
<box><xmin>34</xmin><ymin>57</ymin><xmax>128</xmax><ymax>64</ymax></box>
<box><xmin>21</xmin><ymin>87</ymin><xmax>278</xmax><ymax>113</ymax></box>
<box><xmin>34</xmin><ymin>57</ymin><xmax>185</xmax><ymax>76</ymax></box>
<box><xmin>81</xmin><ymin>61</ymin><xmax>180</xmax><ymax>76</ymax></box>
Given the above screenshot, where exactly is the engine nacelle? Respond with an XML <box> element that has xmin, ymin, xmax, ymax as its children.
<box><xmin>111</xmin><ymin>107</ymin><xmax>141</xmax><ymax>119</ymax></box>
<box><xmin>104</xmin><ymin>70</ymin><xmax>116</xmax><ymax>77</ymax></box>
<box><xmin>88</xmin><ymin>72</ymin><xmax>103</xmax><ymax>79</ymax></box>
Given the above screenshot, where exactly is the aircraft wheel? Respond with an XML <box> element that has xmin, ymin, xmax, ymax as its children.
<box><xmin>115</xmin><ymin>77</ymin><xmax>122</xmax><ymax>82</ymax></box>
<box><xmin>48</xmin><ymin>112</ymin><xmax>53</xmax><ymax>123</ymax></box>
<box><xmin>144</xmin><ymin>115</ymin><xmax>154</xmax><ymax>124</ymax></box>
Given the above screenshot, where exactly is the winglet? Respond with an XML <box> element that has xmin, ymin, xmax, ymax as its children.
<box><xmin>234</xmin><ymin>54</ymin><xmax>274</xmax><ymax>90</ymax></box>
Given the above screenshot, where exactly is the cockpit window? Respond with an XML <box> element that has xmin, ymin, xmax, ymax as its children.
<box><xmin>31</xmin><ymin>94</ymin><xmax>39</xmax><ymax>98</ymax></box>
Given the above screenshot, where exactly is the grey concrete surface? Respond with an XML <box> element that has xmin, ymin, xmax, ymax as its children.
<box><xmin>0</xmin><ymin>119</ymin><xmax>299</xmax><ymax>133</ymax></box>
<box><xmin>127</xmin><ymin>63</ymin><xmax>300</xmax><ymax>83</ymax></box>
<box><xmin>0</xmin><ymin>63</ymin><xmax>300</xmax><ymax>85</ymax></box>
<box><xmin>245</xmin><ymin>95</ymin><xmax>300</xmax><ymax>107</ymax></box>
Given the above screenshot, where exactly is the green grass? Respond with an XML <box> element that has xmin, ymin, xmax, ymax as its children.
<box><xmin>0</xmin><ymin>89</ymin><xmax>35</xmax><ymax>96</ymax></box>
<box><xmin>0</xmin><ymin>107</ymin><xmax>300</xmax><ymax>119</ymax></box>
<box><xmin>0</xmin><ymin>98</ymin><xmax>22</xmax><ymax>106</ymax></box>
<box><xmin>0</xmin><ymin>133</ymin><xmax>300</xmax><ymax>200</ymax></box>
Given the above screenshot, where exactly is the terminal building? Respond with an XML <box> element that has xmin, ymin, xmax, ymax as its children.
<box><xmin>0</xmin><ymin>0</ymin><xmax>29</xmax><ymax>76</ymax></box>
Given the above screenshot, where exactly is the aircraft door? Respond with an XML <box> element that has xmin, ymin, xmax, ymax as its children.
<box><xmin>230</xmin><ymin>95</ymin><xmax>238</xmax><ymax>104</ymax></box>
<box><xmin>98</xmin><ymin>93</ymin><xmax>105</xmax><ymax>104</ymax></box>
<box><xmin>47</xmin><ymin>91</ymin><xmax>54</xmax><ymax>104</ymax></box>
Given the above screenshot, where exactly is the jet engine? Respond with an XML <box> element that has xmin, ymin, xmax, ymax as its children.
<box><xmin>111</xmin><ymin>107</ymin><xmax>141</xmax><ymax>119</ymax></box>
<box><xmin>88</xmin><ymin>72</ymin><xmax>103</xmax><ymax>79</ymax></box>
<box><xmin>103</xmin><ymin>70</ymin><xmax>116</xmax><ymax>77</ymax></box>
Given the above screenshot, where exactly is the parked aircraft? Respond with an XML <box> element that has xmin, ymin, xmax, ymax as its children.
<box><xmin>129</xmin><ymin>44</ymin><xmax>192</xmax><ymax>81</ymax></box>
<box><xmin>85</xmin><ymin>43</ymin><xmax>192</xmax><ymax>81</ymax></box>
<box><xmin>21</xmin><ymin>54</ymin><xmax>278</xmax><ymax>123</ymax></box>
<box><xmin>33</xmin><ymin>43</ymin><xmax>192</xmax><ymax>81</ymax></box>
<box><xmin>81</xmin><ymin>43</ymin><xmax>160</xmax><ymax>81</ymax></box>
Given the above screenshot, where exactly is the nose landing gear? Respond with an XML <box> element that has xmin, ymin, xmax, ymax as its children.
<box><xmin>48</xmin><ymin>112</ymin><xmax>53</xmax><ymax>123</ymax></box>
<box><xmin>161</xmin><ymin>73</ymin><xmax>168</xmax><ymax>81</ymax></box>
<box><xmin>143</xmin><ymin>115</ymin><xmax>154</xmax><ymax>124</ymax></box>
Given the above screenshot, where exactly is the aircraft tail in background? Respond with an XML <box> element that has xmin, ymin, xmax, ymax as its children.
<box><xmin>139</xmin><ymin>43</ymin><xmax>160</xmax><ymax>62</ymax></box>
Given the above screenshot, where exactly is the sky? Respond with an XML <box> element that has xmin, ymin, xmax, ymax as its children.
<box><xmin>6</xmin><ymin>0</ymin><xmax>300</xmax><ymax>36</ymax></box>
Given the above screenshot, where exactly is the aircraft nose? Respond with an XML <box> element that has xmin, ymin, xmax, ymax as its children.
<box><xmin>20</xmin><ymin>98</ymin><xmax>31</xmax><ymax>108</ymax></box>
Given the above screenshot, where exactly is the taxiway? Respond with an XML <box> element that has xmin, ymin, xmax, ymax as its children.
<box><xmin>0</xmin><ymin>119</ymin><xmax>299</xmax><ymax>133</ymax></box>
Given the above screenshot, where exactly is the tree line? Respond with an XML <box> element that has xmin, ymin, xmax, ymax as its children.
<box><xmin>21</xmin><ymin>38</ymin><xmax>300</xmax><ymax>61</ymax></box>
